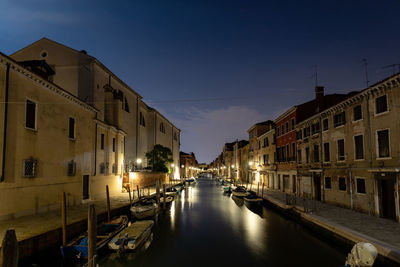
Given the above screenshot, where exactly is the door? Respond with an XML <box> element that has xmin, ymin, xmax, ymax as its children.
<box><xmin>292</xmin><ymin>175</ymin><xmax>297</xmax><ymax>193</ymax></box>
<box><xmin>83</xmin><ymin>175</ymin><xmax>89</xmax><ymax>200</ymax></box>
<box><xmin>379</xmin><ymin>178</ymin><xmax>396</xmax><ymax>220</ymax></box>
<box><xmin>313</xmin><ymin>174</ymin><xmax>321</xmax><ymax>201</ymax></box>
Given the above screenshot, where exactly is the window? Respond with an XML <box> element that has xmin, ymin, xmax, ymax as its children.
<box><xmin>313</xmin><ymin>144</ymin><xmax>319</xmax><ymax>162</ymax></box>
<box><xmin>174</xmin><ymin>132</ymin><xmax>178</xmax><ymax>141</ymax></box>
<box><xmin>160</xmin><ymin>123</ymin><xmax>166</xmax><ymax>133</ymax></box>
<box><xmin>353</xmin><ymin>105</ymin><xmax>362</xmax><ymax>121</ymax></box>
<box><xmin>354</xmin><ymin>135</ymin><xmax>364</xmax><ymax>160</ymax></box>
<box><xmin>258</xmin><ymin>141</ymin><xmax>261</xmax><ymax>149</ymax></box>
<box><xmin>286</xmin><ymin>144</ymin><xmax>289</xmax><ymax>161</ymax></box>
<box><xmin>356</xmin><ymin>178</ymin><xmax>366</xmax><ymax>194</ymax></box>
<box><xmin>296</xmin><ymin>131</ymin><xmax>302</xmax><ymax>140</ymax></box>
<box><xmin>264</xmin><ymin>137</ymin><xmax>269</xmax><ymax>147</ymax></box>
<box><xmin>276</xmin><ymin>128</ymin><xmax>280</xmax><ymax>136</ymax></box>
<box><xmin>375</xmin><ymin>95</ymin><xmax>388</xmax><ymax>114</ymax></box>
<box><xmin>337</xmin><ymin>139</ymin><xmax>345</xmax><ymax>161</ymax></box>
<box><xmin>292</xmin><ymin>143</ymin><xmax>296</xmax><ymax>160</ymax></box>
<box><xmin>139</xmin><ymin>112</ymin><xmax>146</xmax><ymax>127</ymax></box>
<box><xmin>23</xmin><ymin>157</ymin><xmax>38</xmax><ymax>177</ymax></box>
<box><xmin>112</xmin><ymin>163</ymin><xmax>117</xmax><ymax>174</ymax></box>
<box><xmin>263</xmin><ymin>154</ymin><xmax>266</xmax><ymax>165</ymax></box>
<box><xmin>339</xmin><ymin>177</ymin><xmax>346</xmax><ymax>191</ymax></box>
<box><xmin>100</xmin><ymin>163</ymin><xmax>105</xmax><ymax>174</ymax></box>
<box><xmin>377</xmin><ymin>129</ymin><xmax>390</xmax><ymax>158</ymax></box>
<box><xmin>68</xmin><ymin>117</ymin><xmax>75</xmax><ymax>139</ymax></box>
<box><xmin>281</xmin><ymin>125</ymin><xmax>284</xmax><ymax>134</ymax></box>
<box><xmin>123</xmin><ymin>97</ymin><xmax>129</xmax><ymax>112</ymax></box>
<box><xmin>266</xmin><ymin>154</ymin><xmax>270</xmax><ymax>164</ymax></box>
<box><xmin>323</xmin><ymin>119</ymin><xmax>328</xmax><ymax>131</ymax></box>
<box><xmin>291</xmin><ymin>118</ymin><xmax>295</xmax><ymax>130</ymax></box>
<box><xmin>67</xmin><ymin>160</ymin><xmax>76</xmax><ymax>176</ymax></box>
<box><xmin>25</xmin><ymin>99</ymin><xmax>37</xmax><ymax>130</ymax></box>
<box><xmin>121</xmin><ymin>141</ymin><xmax>124</xmax><ymax>154</ymax></box>
<box><xmin>285</xmin><ymin>122</ymin><xmax>289</xmax><ymax>133</ymax></box>
<box><xmin>112</xmin><ymin>138</ymin><xmax>116</xmax><ymax>152</ymax></box>
<box><xmin>334</xmin><ymin>112</ymin><xmax>346</xmax><ymax>127</ymax></box>
<box><xmin>101</xmin><ymin>134</ymin><xmax>104</xmax><ymax>150</ymax></box>
<box><xmin>323</xmin><ymin>142</ymin><xmax>330</xmax><ymax>162</ymax></box>
<box><xmin>325</xmin><ymin>177</ymin><xmax>331</xmax><ymax>189</ymax></box>
<box><xmin>303</xmin><ymin>127</ymin><xmax>310</xmax><ymax>138</ymax></box>
<box><xmin>297</xmin><ymin>149</ymin><xmax>302</xmax><ymax>163</ymax></box>
<box><xmin>306</xmin><ymin>147</ymin><xmax>310</xmax><ymax>163</ymax></box>
<box><xmin>311</xmin><ymin>122</ymin><xmax>320</xmax><ymax>135</ymax></box>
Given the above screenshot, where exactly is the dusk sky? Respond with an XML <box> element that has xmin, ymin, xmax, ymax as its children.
<box><xmin>1</xmin><ymin>0</ymin><xmax>400</xmax><ymax>163</ymax></box>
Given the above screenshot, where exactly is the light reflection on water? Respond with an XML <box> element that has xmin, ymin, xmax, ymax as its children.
<box><xmin>28</xmin><ymin>178</ymin><xmax>347</xmax><ymax>267</ymax></box>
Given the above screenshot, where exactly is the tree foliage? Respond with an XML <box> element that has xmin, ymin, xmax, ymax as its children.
<box><xmin>145</xmin><ymin>144</ymin><xmax>173</xmax><ymax>173</ymax></box>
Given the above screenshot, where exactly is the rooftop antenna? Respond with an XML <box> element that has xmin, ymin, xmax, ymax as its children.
<box><xmin>382</xmin><ymin>64</ymin><xmax>400</xmax><ymax>75</ymax></box>
<box><xmin>362</xmin><ymin>59</ymin><xmax>369</xmax><ymax>87</ymax></box>
<box><xmin>310</xmin><ymin>65</ymin><xmax>318</xmax><ymax>87</ymax></box>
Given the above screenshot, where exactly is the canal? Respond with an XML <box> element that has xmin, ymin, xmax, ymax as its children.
<box><xmin>96</xmin><ymin>177</ymin><xmax>346</xmax><ymax>267</ymax></box>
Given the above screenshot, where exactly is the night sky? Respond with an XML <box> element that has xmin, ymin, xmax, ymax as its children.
<box><xmin>1</xmin><ymin>0</ymin><xmax>400</xmax><ymax>163</ymax></box>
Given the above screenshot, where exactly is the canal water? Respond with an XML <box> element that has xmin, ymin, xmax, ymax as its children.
<box><xmin>97</xmin><ymin>177</ymin><xmax>346</xmax><ymax>267</ymax></box>
<box><xmin>28</xmin><ymin>177</ymin><xmax>347</xmax><ymax>266</ymax></box>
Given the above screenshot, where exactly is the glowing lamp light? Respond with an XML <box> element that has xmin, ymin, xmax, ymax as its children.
<box><xmin>136</xmin><ymin>158</ymin><xmax>142</xmax><ymax>164</ymax></box>
<box><xmin>171</xmin><ymin>163</ymin><xmax>175</xmax><ymax>167</ymax></box>
<box><xmin>231</xmin><ymin>165</ymin><xmax>234</xmax><ymax>168</ymax></box>
<box><xmin>249</xmin><ymin>161</ymin><xmax>253</xmax><ymax>166</ymax></box>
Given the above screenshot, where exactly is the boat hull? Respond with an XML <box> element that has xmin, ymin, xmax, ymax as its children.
<box><xmin>130</xmin><ymin>204</ymin><xmax>159</xmax><ymax>219</ymax></box>
<box><xmin>108</xmin><ymin>220</ymin><xmax>154</xmax><ymax>251</ymax></box>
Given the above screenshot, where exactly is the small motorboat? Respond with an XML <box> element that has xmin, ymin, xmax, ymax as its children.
<box><xmin>231</xmin><ymin>186</ymin><xmax>249</xmax><ymax>197</ymax></box>
<box><xmin>244</xmin><ymin>193</ymin><xmax>263</xmax><ymax>205</ymax></box>
<box><xmin>130</xmin><ymin>198</ymin><xmax>159</xmax><ymax>219</ymax></box>
<box><xmin>108</xmin><ymin>220</ymin><xmax>154</xmax><ymax>252</ymax></box>
<box><xmin>231</xmin><ymin>195</ymin><xmax>244</xmax><ymax>206</ymax></box>
<box><xmin>60</xmin><ymin>215</ymin><xmax>128</xmax><ymax>259</ymax></box>
<box><xmin>159</xmin><ymin>193</ymin><xmax>174</xmax><ymax>204</ymax></box>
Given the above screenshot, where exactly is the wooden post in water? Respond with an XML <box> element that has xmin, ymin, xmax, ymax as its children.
<box><xmin>61</xmin><ymin>192</ymin><xmax>67</xmax><ymax>246</ymax></box>
<box><xmin>257</xmin><ymin>182</ymin><xmax>260</xmax><ymax>196</ymax></box>
<box><xmin>88</xmin><ymin>204</ymin><xmax>96</xmax><ymax>267</ymax></box>
<box><xmin>137</xmin><ymin>185</ymin><xmax>140</xmax><ymax>199</ymax></box>
<box><xmin>0</xmin><ymin>229</ymin><xmax>18</xmax><ymax>267</ymax></box>
<box><xmin>148</xmin><ymin>186</ymin><xmax>150</xmax><ymax>196</ymax></box>
<box><xmin>106</xmin><ymin>185</ymin><xmax>111</xmax><ymax>222</ymax></box>
<box><xmin>262</xmin><ymin>182</ymin><xmax>264</xmax><ymax>198</ymax></box>
<box><xmin>163</xmin><ymin>183</ymin><xmax>166</xmax><ymax>210</ymax></box>
<box><xmin>156</xmin><ymin>180</ymin><xmax>160</xmax><ymax>204</ymax></box>
<box><xmin>128</xmin><ymin>187</ymin><xmax>132</xmax><ymax>208</ymax></box>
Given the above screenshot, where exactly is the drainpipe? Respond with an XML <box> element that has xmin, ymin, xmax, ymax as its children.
<box><xmin>94</xmin><ymin>117</ymin><xmax>97</xmax><ymax>176</ymax></box>
<box><xmin>319</xmin><ymin>115</ymin><xmax>324</xmax><ymax>202</ymax></box>
<box><xmin>349</xmin><ymin>169</ymin><xmax>353</xmax><ymax>210</ymax></box>
<box><xmin>136</xmin><ymin>97</ymin><xmax>138</xmax><ymax>160</ymax></box>
<box><xmin>366</xmin><ymin>93</ymin><xmax>373</xmax><ymax>167</ymax></box>
<box><xmin>396</xmin><ymin>174</ymin><xmax>400</xmax><ymax>222</ymax></box>
<box><xmin>1</xmin><ymin>63</ymin><xmax>10</xmax><ymax>182</ymax></box>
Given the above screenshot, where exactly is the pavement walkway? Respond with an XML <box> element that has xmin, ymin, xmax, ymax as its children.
<box><xmin>0</xmin><ymin>183</ymin><xmax>178</xmax><ymax>243</ymax></box>
<box><xmin>247</xmin><ymin>181</ymin><xmax>400</xmax><ymax>264</ymax></box>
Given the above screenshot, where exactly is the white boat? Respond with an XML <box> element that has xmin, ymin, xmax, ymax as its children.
<box><xmin>108</xmin><ymin>220</ymin><xmax>154</xmax><ymax>251</ymax></box>
<box><xmin>159</xmin><ymin>195</ymin><xmax>174</xmax><ymax>204</ymax></box>
<box><xmin>130</xmin><ymin>198</ymin><xmax>159</xmax><ymax>219</ymax></box>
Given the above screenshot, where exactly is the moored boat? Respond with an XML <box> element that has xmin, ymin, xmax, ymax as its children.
<box><xmin>223</xmin><ymin>185</ymin><xmax>232</xmax><ymax>193</ymax></box>
<box><xmin>108</xmin><ymin>220</ymin><xmax>154</xmax><ymax>252</ymax></box>
<box><xmin>244</xmin><ymin>193</ymin><xmax>263</xmax><ymax>205</ymax></box>
<box><xmin>231</xmin><ymin>186</ymin><xmax>248</xmax><ymax>197</ymax></box>
<box><xmin>60</xmin><ymin>215</ymin><xmax>128</xmax><ymax>259</ymax></box>
<box><xmin>159</xmin><ymin>193</ymin><xmax>174</xmax><ymax>204</ymax></box>
<box><xmin>130</xmin><ymin>198</ymin><xmax>159</xmax><ymax>219</ymax></box>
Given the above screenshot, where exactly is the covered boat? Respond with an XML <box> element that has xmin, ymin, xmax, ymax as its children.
<box><xmin>60</xmin><ymin>215</ymin><xmax>128</xmax><ymax>259</ymax></box>
<box><xmin>244</xmin><ymin>193</ymin><xmax>263</xmax><ymax>205</ymax></box>
<box><xmin>131</xmin><ymin>198</ymin><xmax>159</xmax><ymax>219</ymax></box>
<box><xmin>108</xmin><ymin>220</ymin><xmax>154</xmax><ymax>252</ymax></box>
<box><xmin>231</xmin><ymin>186</ymin><xmax>248</xmax><ymax>197</ymax></box>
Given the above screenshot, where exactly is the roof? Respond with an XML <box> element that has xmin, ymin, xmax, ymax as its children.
<box><xmin>11</xmin><ymin>37</ymin><xmax>143</xmax><ymax>99</ymax></box>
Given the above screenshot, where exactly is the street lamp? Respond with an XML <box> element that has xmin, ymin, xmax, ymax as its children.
<box><xmin>249</xmin><ymin>161</ymin><xmax>253</xmax><ymax>166</ymax></box>
<box><xmin>231</xmin><ymin>165</ymin><xmax>234</xmax><ymax>168</ymax></box>
<box><xmin>171</xmin><ymin>163</ymin><xmax>175</xmax><ymax>167</ymax></box>
<box><xmin>181</xmin><ymin>165</ymin><xmax>184</xmax><ymax>168</ymax></box>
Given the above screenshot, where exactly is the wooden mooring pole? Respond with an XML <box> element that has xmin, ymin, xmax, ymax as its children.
<box><xmin>88</xmin><ymin>204</ymin><xmax>97</xmax><ymax>267</ymax></box>
<box><xmin>106</xmin><ymin>185</ymin><xmax>111</xmax><ymax>222</ymax></box>
<box><xmin>163</xmin><ymin>184</ymin><xmax>166</xmax><ymax>210</ymax></box>
<box><xmin>128</xmin><ymin>187</ymin><xmax>132</xmax><ymax>208</ymax></box>
<box><xmin>0</xmin><ymin>229</ymin><xmax>18</xmax><ymax>267</ymax></box>
<box><xmin>156</xmin><ymin>180</ymin><xmax>160</xmax><ymax>204</ymax></box>
<box><xmin>61</xmin><ymin>192</ymin><xmax>67</xmax><ymax>246</ymax></box>
<box><xmin>137</xmin><ymin>185</ymin><xmax>140</xmax><ymax>199</ymax></box>
<box><xmin>262</xmin><ymin>182</ymin><xmax>264</xmax><ymax>198</ymax></box>
<box><xmin>257</xmin><ymin>182</ymin><xmax>260</xmax><ymax>196</ymax></box>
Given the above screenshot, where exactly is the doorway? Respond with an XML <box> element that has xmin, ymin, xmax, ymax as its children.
<box><xmin>378</xmin><ymin>175</ymin><xmax>396</xmax><ymax>220</ymax></box>
<box><xmin>313</xmin><ymin>174</ymin><xmax>321</xmax><ymax>201</ymax></box>
<box><xmin>83</xmin><ymin>175</ymin><xmax>89</xmax><ymax>200</ymax></box>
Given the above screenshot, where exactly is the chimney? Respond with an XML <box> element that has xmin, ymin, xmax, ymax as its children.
<box><xmin>315</xmin><ymin>86</ymin><xmax>324</xmax><ymax>112</ymax></box>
